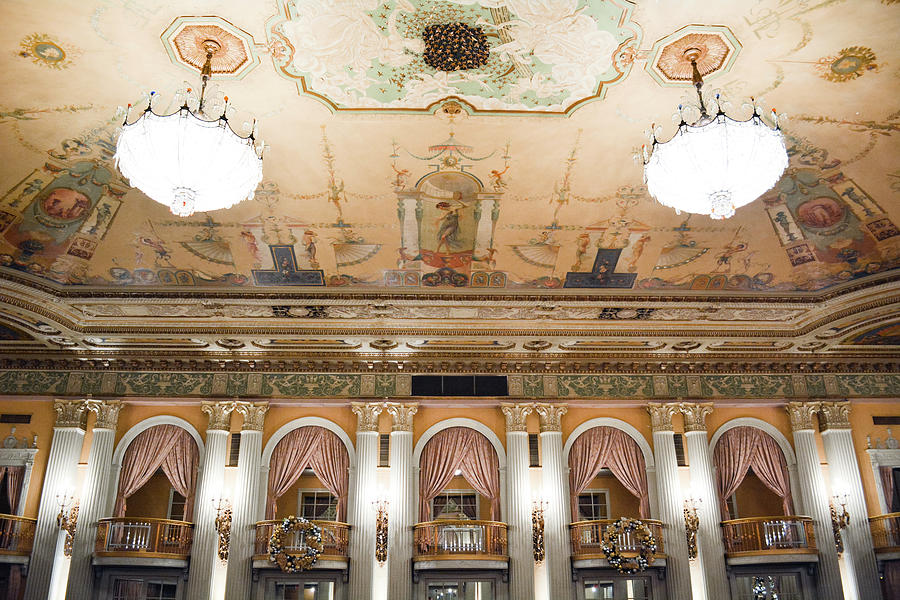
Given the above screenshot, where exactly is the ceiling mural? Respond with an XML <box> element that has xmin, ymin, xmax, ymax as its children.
<box><xmin>0</xmin><ymin>0</ymin><xmax>897</xmax><ymax>296</ymax></box>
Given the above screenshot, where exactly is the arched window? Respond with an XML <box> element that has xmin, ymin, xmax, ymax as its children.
<box><xmin>713</xmin><ymin>426</ymin><xmax>794</xmax><ymax>518</ymax></box>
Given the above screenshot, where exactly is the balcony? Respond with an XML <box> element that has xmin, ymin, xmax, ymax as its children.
<box><xmin>253</xmin><ymin>520</ymin><xmax>350</xmax><ymax>571</ymax></box>
<box><xmin>94</xmin><ymin>518</ymin><xmax>193</xmax><ymax>567</ymax></box>
<box><xmin>869</xmin><ymin>513</ymin><xmax>900</xmax><ymax>559</ymax></box>
<box><xmin>721</xmin><ymin>516</ymin><xmax>817</xmax><ymax>564</ymax></box>
<box><xmin>413</xmin><ymin>520</ymin><xmax>508</xmax><ymax>571</ymax></box>
<box><xmin>569</xmin><ymin>519</ymin><xmax>666</xmax><ymax>569</ymax></box>
<box><xmin>0</xmin><ymin>514</ymin><xmax>36</xmax><ymax>564</ymax></box>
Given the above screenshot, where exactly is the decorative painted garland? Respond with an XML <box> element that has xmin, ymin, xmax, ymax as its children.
<box><xmin>600</xmin><ymin>517</ymin><xmax>657</xmax><ymax>575</ymax></box>
<box><xmin>269</xmin><ymin>515</ymin><xmax>324</xmax><ymax>573</ymax></box>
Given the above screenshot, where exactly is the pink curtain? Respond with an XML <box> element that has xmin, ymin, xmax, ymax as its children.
<box><xmin>714</xmin><ymin>427</ymin><xmax>793</xmax><ymax>518</ymax></box>
<box><xmin>5</xmin><ymin>467</ymin><xmax>23</xmax><ymax>515</ymax></box>
<box><xmin>882</xmin><ymin>467</ymin><xmax>895</xmax><ymax>512</ymax></box>
<box><xmin>160</xmin><ymin>435</ymin><xmax>199</xmax><ymax>520</ymax></box>
<box><xmin>749</xmin><ymin>432</ymin><xmax>794</xmax><ymax>515</ymax></box>
<box><xmin>114</xmin><ymin>425</ymin><xmax>198</xmax><ymax>517</ymax></box>
<box><xmin>7</xmin><ymin>565</ymin><xmax>23</xmax><ymax>600</ymax></box>
<box><xmin>307</xmin><ymin>430</ymin><xmax>350</xmax><ymax>521</ymax></box>
<box><xmin>418</xmin><ymin>427</ymin><xmax>502</xmax><ymax>521</ymax></box>
<box><xmin>568</xmin><ymin>427</ymin><xmax>650</xmax><ymax>519</ymax></box>
<box><xmin>884</xmin><ymin>560</ymin><xmax>900</xmax><ymax>600</ymax></box>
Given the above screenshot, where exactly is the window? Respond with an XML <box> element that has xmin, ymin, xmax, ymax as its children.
<box><xmin>167</xmin><ymin>488</ymin><xmax>186</xmax><ymax>521</ymax></box>
<box><xmin>583</xmin><ymin>580</ymin><xmax>614</xmax><ymax>600</ymax></box>
<box><xmin>275</xmin><ymin>582</ymin><xmax>335</xmax><ymax>600</ymax></box>
<box><xmin>378</xmin><ymin>434</ymin><xmax>390</xmax><ymax>467</ymax></box>
<box><xmin>228</xmin><ymin>432</ymin><xmax>241</xmax><ymax>467</ymax></box>
<box><xmin>528</xmin><ymin>433</ymin><xmax>540</xmax><ymax>467</ymax></box>
<box><xmin>300</xmin><ymin>491</ymin><xmax>338</xmax><ymax>520</ymax></box>
<box><xmin>583</xmin><ymin>578</ymin><xmax>650</xmax><ymax>600</ymax></box>
<box><xmin>726</xmin><ymin>493</ymin><xmax>739</xmax><ymax>519</ymax></box>
<box><xmin>734</xmin><ymin>574</ymin><xmax>802</xmax><ymax>600</ymax></box>
<box><xmin>112</xmin><ymin>579</ymin><xmax>177</xmax><ymax>600</ymax></box>
<box><xmin>432</xmin><ymin>492</ymin><xmax>478</xmax><ymax>520</ymax></box>
<box><xmin>577</xmin><ymin>491</ymin><xmax>610</xmax><ymax>520</ymax></box>
<box><xmin>145</xmin><ymin>582</ymin><xmax>178</xmax><ymax>600</ymax></box>
<box><xmin>426</xmin><ymin>581</ymin><xmax>493</xmax><ymax>600</ymax></box>
<box><xmin>673</xmin><ymin>433</ymin><xmax>687</xmax><ymax>467</ymax></box>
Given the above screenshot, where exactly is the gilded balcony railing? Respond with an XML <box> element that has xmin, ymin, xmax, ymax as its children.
<box><xmin>95</xmin><ymin>518</ymin><xmax>193</xmax><ymax>559</ymax></box>
<box><xmin>569</xmin><ymin>519</ymin><xmax>666</xmax><ymax>560</ymax></box>
<box><xmin>869</xmin><ymin>513</ymin><xmax>900</xmax><ymax>553</ymax></box>
<box><xmin>0</xmin><ymin>514</ymin><xmax>36</xmax><ymax>556</ymax></box>
<box><xmin>721</xmin><ymin>516</ymin><xmax>816</xmax><ymax>557</ymax></box>
<box><xmin>413</xmin><ymin>520</ymin><xmax>508</xmax><ymax>560</ymax></box>
<box><xmin>254</xmin><ymin>520</ymin><xmax>350</xmax><ymax>560</ymax></box>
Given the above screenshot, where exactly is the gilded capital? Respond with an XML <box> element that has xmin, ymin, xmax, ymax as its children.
<box><xmin>819</xmin><ymin>401</ymin><xmax>851</xmax><ymax>430</ymax></box>
<box><xmin>85</xmin><ymin>399</ymin><xmax>123</xmax><ymax>430</ymax></box>
<box><xmin>786</xmin><ymin>401</ymin><xmax>820</xmax><ymax>431</ymax></box>
<box><xmin>201</xmin><ymin>401</ymin><xmax>235</xmax><ymax>431</ymax></box>
<box><xmin>647</xmin><ymin>403</ymin><xmax>679</xmax><ymax>433</ymax></box>
<box><xmin>500</xmin><ymin>403</ymin><xmax>533</xmax><ymax>433</ymax></box>
<box><xmin>351</xmin><ymin>402</ymin><xmax>383</xmax><ymax>432</ymax></box>
<box><xmin>235</xmin><ymin>402</ymin><xmax>268</xmax><ymax>431</ymax></box>
<box><xmin>679</xmin><ymin>403</ymin><xmax>713</xmax><ymax>433</ymax></box>
<box><xmin>385</xmin><ymin>403</ymin><xmax>417</xmax><ymax>432</ymax></box>
<box><xmin>535</xmin><ymin>404</ymin><xmax>566</xmax><ymax>433</ymax></box>
<box><xmin>54</xmin><ymin>400</ymin><xmax>88</xmax><ymax>429</ymax></box>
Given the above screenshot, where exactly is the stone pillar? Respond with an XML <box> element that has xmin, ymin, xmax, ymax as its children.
<box><xmin>820</xmin><ymin>402</ymin><xmax>882</xmax><ymax>600</ymax></box>
<box><xmin>224</xmin><ymin>402</ymin><xmax>268</xmax><ymax>600</ymax></box>
<box><xmin>786</xmin><ymin>402</ymin><xmax>843</xmax><ymax>600</ymax></box>
<box><xmin>501</xmin><ymin>404</ymin><xmax>535</xmax><ymax>600</ymax></box>
<box><xmin>186</xmin><ymin>401</ymin><xmax>234</xmax><ymax>600</ymax></box>
<box><xmin>24</xmin><ymin>401</ymin><xmax>87</xmax><ymax>600</ymax></box>
<box><xmin>647</xmin><ymin>403</ymin><xmax>692</xmax><ymax>600</ymax></box>
<box><xmin>534</xmin><ymin>404</ymin><xmax>572</xmax><ymax>600</ymax></box>
<box><xmin>679</xmin><ymin>403</ymin><xmax>728</xmax><ymax>600</ymax></box>
<box><xmin>65</xmin><ymin>400</ymin><xmax>123</xmax><ymax>600</ymax></box>
<box><xmin>385</xmin><ymin>403</ymin><xmax>417</xmax><ymax>600</ymax></box>
<box><xmin>348</xmin><ymin>402</ymin><xmax>383</xmax><ymax>600</ymax></box>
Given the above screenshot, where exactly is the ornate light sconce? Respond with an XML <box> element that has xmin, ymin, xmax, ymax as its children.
<box><xmin>56</xmin><ymin>490</ymin><xmax>79</xmax><ymax>558</ymax></box>
<box><xmin>212</xmin><ymin>496</ymin><xmax>232</xmax><ymax>562</ymax></box>
<box><xmin>830</xmin><ymin>493</ymin><xmax>850</xmax><ymax>554</ymax></box>
<box><xmin>373</xmin><ymin>498</ymin><xmax>389</xmax><ymax>565</ymax></box>
<box><xmin>683</xmin><ymin>496</ymin><xmax>701</xmax><ymax>560</ymax></box>
<box><xmin>532</xmin><ymin>499</ymin><xmax>546</xmax><ymax>564</ymax></box>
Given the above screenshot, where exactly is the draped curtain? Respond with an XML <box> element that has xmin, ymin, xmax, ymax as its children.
<box><xmin>881</xmin><ymin>467</ymin><xmax>895</xmax><ymax>512</ymax></box>
<box><xmin>266</xmin><ymin>426</ymin><xmax>350</xmax><ymax>520</ymax></box>
<box><xmin>568</xmin><ymin>427</ymin><xmax>651</xmax><ymax>519</ymax></box>
<box><xmin>114</xmin><ymin>425</ymin><xmax>199</xmax><ymax>519</ymax></box>
<box><xmin>418</xmin><ymin>427</ymin><xmax>501</xmax><ymax>521</ymax></box>
<box><xmin>5</xmin><ymin>466</ymin><xmax>24</xmax><ymax>514</ymax></box>
<box><xmin>713</xmin><ymin>426</ymin><xmax>794</xmax><ymax>518</ymax></box>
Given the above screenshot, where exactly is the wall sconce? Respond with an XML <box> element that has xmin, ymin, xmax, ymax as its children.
<box><xmin>830</xmin><ymin>493</ymin><xmax>850</xmax><ymax>554</ymax></box>
<box><xmin>56</xmin><ymin>490</ymin><xmax>79</xmax><ymax>558</ymax></box>
<box><xmin>683</xmin><ymin>496</ymin><xmax>701</xmax><ymax>560</ymax></box>
<box><xmin>373</xmin><ymin>498</ymin><xmax>389</xmax><ymax>565</ymax></box>
<box><xmin>532</xmin><ymin>499</ymin><xmax>547</xmax><ymax>564</ymax></box>
<box><xmin>212</xmin><ymin>496</ymin><xmax>232</xmax><ymax>562</ymax></box>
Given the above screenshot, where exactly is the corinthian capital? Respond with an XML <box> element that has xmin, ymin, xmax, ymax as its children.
<box><xmin>679</xmin><ymin>402</ymin><xmax>713</xmax><ymax>433</ymax></box>
<box><xmin>201</xmin><ymin>401</ymin><xmax>235</xmax><ymax>431</ymax></box>
<box><xmin>54</xmin><ymin>400</ymin><xmax>88</xmax><ymax>429</ymax></box>
<box><xmin>500</xmin><ymin>403</ymin><xmax>533</xmax><ymax>433</ymax></box>
<box><xmin>385</xmin><ymin>403</ymin><xmax>417</xmax><ymax>432</ymax></box>
<box><xmin>235</xmin><ymin>402</ymin><xmax>269</xmax><ymax>431</ymax></box>
<box><xmin>351</xmin><ymin>402</ymin><xmax>383</xmax><ymax>432</ymax></box>
<box><xmin>535</xmin><ymin>404</ymin><xmax>566</xmax><ymax>433</ymax></box>
<box><xmin>85</xmin><ymin>399</ymin><xmax>123</xmax><ymax>430</ymax></box>
<box><xmin>818</xmin><ymin>401</ymin><xmax>851</xmax><ymax>430</ymax></box>
<box><xmin>786</xmin><ymin>401</ymin><xmax>821</xmax><ymax>432</ymax></box>
<box><xmin>647</xmin><ymin>403</ymin><xmax>679</xmax><ymax>433</ymax></box>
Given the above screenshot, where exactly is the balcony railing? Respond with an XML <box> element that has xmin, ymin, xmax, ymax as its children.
<box><xmin>95</xmin><ymin>518</ymin><xmax>193</xmax><ymax>559</ymax></box>
<box><xmin>0</xmin><ymin>514</ymin><xmax>36</xmax><ymax>556</ymax></box>
<box><xmin>569</xmin><ymin>519</ymin><xmax>666</xmax><ymax>560</ymax></box>
<box><xmin>254</xmin><ymin>520</ymin><xmax>350</xmax><ymax>560</ymax></box>
<box><xmin>869</xmin><ymin>513</ymin><xmax>900</xmax><ymax>553</ymax></box>
<box><xmin>721</xmin><ymin>516</ymin><xmax>816</xmax><ymax>557</ymax></box>
<box><xmin>414</xmin><ymin>520</ymin><xmax>508</xmax><ymax>561</ymax></box>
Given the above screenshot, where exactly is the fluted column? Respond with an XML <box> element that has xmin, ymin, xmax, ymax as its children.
<box><xmin>65</xmin><ymin>400</ymin><xmax>123</xmax><ymax>600</ymax></box>
<box><xmin>24</xmin><ymin>401</ymin><xmax>87</xmax><ymax>600</ymax></box>
<box><xmin>225</xmin><ymin>402</ymin><xmax>268</xmax><ymax>600</ymax></box>
<box><xmin>647</xmin><ymin>403</ymin><xmax>692</xmax><ymax>600</ymax></box>
<box><xmin>535</xmin><ymin>404</ymin><xmax>572</xmax><ymax>600</ymax></box>
<box><xmin>820</xmin><ymin>402</ymin><xmax>882</xmax><ymax>600</ymax></box>
<box><xmin>386</xmin><ymin>402</ymin><xmax>417</xmax><ymax>600</ymax></box>
<box><xmin>502</xmin><ymin>403</ymin><xmax>535</xmax><ymax>600</ymax></box>
<box><xmin>186</xmin><ymin>401</ymin><xmax>235</xmax><ymax>600</ymax></box>
<box><xmin>787</xmin><ymin>402</ymin><xmax>843</xmax><ymax>600</ymax></box>
<box><xmin>349</xmin><ymin>402</ymin><xmax>383</xmax><ymax>600</ymax></box>
<box><xmin>679</xmin><ymin>403</ymin><xmax>728</xmax><ymax>600</ymax></box>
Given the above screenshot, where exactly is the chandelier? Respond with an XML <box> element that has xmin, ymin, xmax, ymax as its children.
<box><xmin>643</xmin><ymin>49</ymin><xmax>788</xmax><ymax>220</ymax></box>
<box><xmin>115</xmin><ymin>41</ymin><xmax>263</xmax><ymax>217</ymax></box>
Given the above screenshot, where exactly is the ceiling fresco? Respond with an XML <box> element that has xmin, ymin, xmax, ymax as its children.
<box><xmin>0</xmin><ymin>0</ymin><xmax>897</xmax><ymax>297</ymax></box>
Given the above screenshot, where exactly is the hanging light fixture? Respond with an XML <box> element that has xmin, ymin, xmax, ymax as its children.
<box><xmin>115</xmin><ymin>40</ymin><xmax>263</xmax><ymax>217</ymax></box>
<box><xmin>643</xmin><ymin>48</ymin><xmax>788</xmax><ymax>220</ymax></box>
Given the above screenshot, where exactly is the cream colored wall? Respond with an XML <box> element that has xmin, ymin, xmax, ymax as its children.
<box><xmin>0</xmin><ymin>399</ymin><xmax>57</xmax><ymax>517</ymax></box>
<box><xmin>847</xmin><ymin>400</ymin><xmax>900</xmax><ymax>516</ymax></box>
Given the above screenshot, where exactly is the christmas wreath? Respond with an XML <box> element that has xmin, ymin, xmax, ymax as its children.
<box><xmin>269</xmin><ymin>515</ymin><xmax>324</xmax><ymax>573</ymax></box>
<box><xmin>600</xmin><ymin>517</ymin><xmax>657</xmax><ymax>575</ymax></box>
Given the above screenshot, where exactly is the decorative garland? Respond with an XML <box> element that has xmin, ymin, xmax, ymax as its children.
<box><xmin>268</xmin><ymin>515</ymin><xmax>324</xmax><ymax>573</ymax></box>
<box><xmin>600</xmin><ymin>517</ymin><xmax>657</xmax><ymax>575</ymax></box>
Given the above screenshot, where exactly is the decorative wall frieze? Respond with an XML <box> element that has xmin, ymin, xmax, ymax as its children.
<box><xmin>647</xmin><ymin>402</ymin><xmax>679</xmax><ymax>433</ymax></box>
<box><xmin>534</xmin><ymin>404</ymin><xmax>566</xmax><ymax>433</ymax></box>
<box><xmin>53</xmin><ymin>399</ymin><xmax>88</xmax><ymax>429</ymax></box>
<box><xmin>84</xmin><ymin>399</ymin><xmax>123</xmax><ymax>430</ymax></box>
<box><xmin>385</xmin><ymin>402</ymin><xmax>417</xmax><ymax>432</ymax></box>
<box><xmin>818</xmin><ymin>401</ymin><xmax>852</xmax><ymax>430</ymax></box>
<box><xmin>201</xmin><ymin>400</ymin><xmax>235</xmax><ymax>431</ymax></box>
<box><xmin>786</xmin><ymin>401</ymin><xmax>822</xmax><ymax>432</ymax></box>
<box><xmin>501</xmin><ymin>403</ymin><xmax>534</xmax><ymax>432</ymax></box>
<box><xmin>351</xmin><ymin>402</ymin><xmax>383</xmax><ymax>432</ymax></box>
<box><xmin>234</xmin><ymin>401</ymin><xmax>268</xmax><ymax>431</ymax></box>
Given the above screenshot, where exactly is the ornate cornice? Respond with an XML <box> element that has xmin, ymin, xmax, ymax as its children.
<box><xmin>53</xmin><ymin>400</ymin><xmax>87</xmax><ymax>429</ymax></box>
<box><xmin>500</xmin><ymin>403</ymin><xmax>533</xmax><ymax>432</ymax></box>
<box><xmin>679</xmin><ymin>402</ymin><xmax>713</xmax><ymax>433</ymax></box>
<box><xmin>647</xmin><ymin>402</ymin><xmax>679</xmax><ymax>433</ymax></box>
<box><xmin>385</xmin><ymin>402</ymin><xmax>417</xmax><ymax>432</ymax></box>
<box><xmin>819</xmin><ymin>401</ymin><xmax>851</xmax><ymax>430</ymax></box>
<box><xmin>535</xmin><ymin>403</ymin><xmax>566</xmax><ymax>433</ymax></box>
<box><xmin>351</xmin><ymin>402</ymin><xmax>383</xmax><ymax>432</ymax></box>
<box><xmin>201</xmin><ymin>400</ymin><xmax>235</xmax><ymax>431</ymax></box>
<box><xmin>786</xmin><ymin>401</ymin><xmax>821</xmax><ymax>432</ymax></box>
<box><xmin>234</xmin><ymin>401</ymin><xmax>268</xmax><ymax>431</ymax></box>
<box><xmin>84</xmin><ymin>399</ymin><xmax>122</xmax><ymax>430</ymax></box>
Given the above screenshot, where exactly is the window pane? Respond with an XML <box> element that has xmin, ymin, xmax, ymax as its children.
<box><xmin>625</xmin><ymin>578</ymin><xmax>650</xmax><ymax>600</ymax></box>
<box><xmin>583</xmin><ymin>580</ymin><xmax>614</xmax><ymax>600</ymax></box>
<box><xmin>427</xmin><ymin>582</ymin><xmax>459</xmax><ymax>600</ymax></box>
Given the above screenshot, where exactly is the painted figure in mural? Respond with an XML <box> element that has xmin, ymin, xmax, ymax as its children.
<box><xmin>490</xmin><ymin>165</ymin><xmax>509</xmax><ymax>191</ymax></box>
<box><xmin>391</xmin><ymin>163</ymin><xmax>410</xmax><ymax>189</ymax></box>
<box><xmin>627</xmin><ymin>233</ymin><xmax>651</xmax><ymax>272</ymax></box>
<box><xmin>773</xmin><ymin>210</ymin><xmax>798</xmax><ymax>242</ymax></box>
<box><xmin>41</xmin><ymin>188</ymin><xmax>90</xmax><ymax>220</ymax></box>
<box><xmin>572</xmin><ymin>232</ymin><xmax>592</xmax><ymax>271</ymax></box>
<box><xmin>302</xmin><ymin>229</ymin><xmax>318</xmax><ymax>267</ymax></box>
<box><xmin>87</xmin><ymin>202</ymin><xmax>111</xmax><ymax>236</ymax></box>
<box><xmin>240</xmin><ymin>230</ymin><xmax>261</xmax><ymax>263</ymax></box>
<box><xmin>434</xmin><ymin>194</ymin><xmax>466</xmax><ymax>254</ymax></box>
<box><xmin>139</xmin><ymin>236</ymin><xmax>172</xmax><ymax>266</ymax></box>
<box><xmin>714</xmin><ymin>240</ymin><xmax>749</xmax><ymax>273</ymax></box>
<box><xmin>9</xmin><ymin>179</ymin><xmax>42</xmax><ymax>208</ymax></box>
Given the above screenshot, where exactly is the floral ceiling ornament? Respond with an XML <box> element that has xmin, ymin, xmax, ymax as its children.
<box><xmin>642</xmin><ymin>48</ymin><xmax>788</xmax><ymax>220</ymax></box>
<box><xmin>115</xmin><ymin>39</ymin><xmax>263</xmax><ymax>217</ymax></box>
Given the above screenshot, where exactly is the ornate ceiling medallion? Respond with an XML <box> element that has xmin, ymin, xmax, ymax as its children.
<box><xmin>161</xmin><ymin>16</ymin><xmax>259</xmax><ymax>80</ymax></box>
<box><xmin>647</xmin><ymin>25</ymin><xmax>740</xmax><ymax>87</ymax></box>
